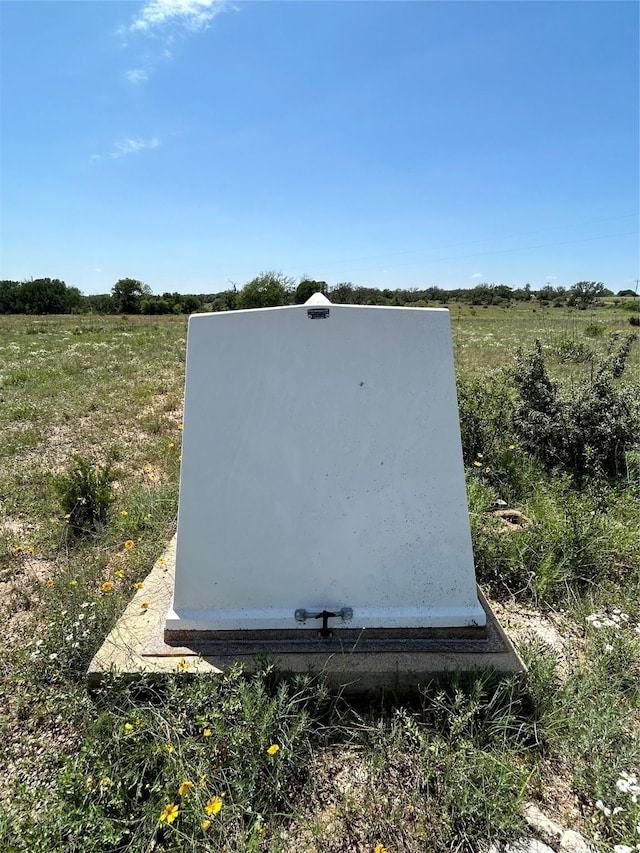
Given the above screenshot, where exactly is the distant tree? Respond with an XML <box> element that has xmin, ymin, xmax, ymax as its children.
<box><xmin>294</xmin><ymin>278</ymin><xmax>328</xmax><ymax>304</ymax></box>
<box><xmin>111</xmin><ymin>278</ymin><xmax>151</xmax><ymax>314</ymax></box>
<box><xmin>0</xmin><ymin>280</ymin><xmax>21</xmax><ymax>313</ymax></box>
<box><xmin>330</xmin><ymin>282</ymin><xmax>355</xmax><ymax>303</ymax></box>
<box><xmin>19</xmin><ymin>278</ymin><xmax>70</xmax><ymax>313</ymax></box>
<box><xmin>237</xmin><ymin>272</ymin><xmax>290</xmax><ymax>309</ymax></box>
<box><xmin>568</xmin><ymin>281</ymin><xmax>607</xmax><ymax>310</ymax></box>
<box><xmin>210</xmin><ymin>287</ymin><xmax>238</xmax><ymax>312</ymax></box>
<box><xmin>617</xmin><ymin>289</ymin><xmax>637</xmax><ymax>298</ymax></box>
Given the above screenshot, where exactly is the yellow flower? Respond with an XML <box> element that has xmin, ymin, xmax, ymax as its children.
<box><xmin>178</xmin><ymin>780</ymin><xmax>193</xmax><ymax>796</ymax></box>
<box><xmin>203</xmin><ymin>728</ymin><xmax>212</xmax><ymax>738</ymax></box>
<box><xmin>165</xmin><ymin>743</ymin><xmax>174</xmax><ymax>753</ymax></box>
<box><xmin>98</xmin><ymin>777</ymin><xmax>113</xmax><ymax>791</ymax></box>
<box><xmin>115</xmin><ymin>570</ymin><xmax>125</xmax><ymax>579</ymax></box>
<box><xmin>199</xmin><ymin>774</ymin><xmax>207</xmax><ymax>788</ymax></box>
<box><xmin>485</xmin><ymin>467</ymin><xmax>491</xmax><ymax>473</ymax></box>
<box><xmin>141</xmin><ymin>602</ymin><xmax>149</xmax><ymax>610</ymax></box>
<box><xmin>159</xmin><ymin>558</ymin><xmax>165</xmax><ymax>566</ymax></box>
<box><xmin>143</xmin><ymin>464</ymin><xmax>151</xmax><ymax>473</ymax></box>
<box><xmin>178</xmin><ymin>658</ymin><xmax>189</xmax><ymax>671</ymax></box>
<box><xmin>476</xmin><ymin>452</ymin><xmax>483</xmax><ymax>458</ymax></box>
<box><xmin>266</xmin><ymin>744</ymin><xmax>280</xmax><ymax>756</ymax></box>
<box><xmin>374</xmin><ymin>845</ymin><xmax>388</xmax><ymax>853</ymax></box>
<box><xmin>101</xmin><ymin>581</ymin><xmax>113</xmax><ymax>592</ymax></box>
<box><xmin>159</xmin><ymin>802</ymin><xmax>179</xmax><ymax>824</ymax></box>
<box><xmin>202</xmin><ymin>819</ymin><xmax>212</xmax><ymax>831</ymax></box>
<box><xmin>178</xmin><ymin>423</ymin><xmax>183</xmax><ymax>430</ymax></box>
<box><xmin>168</xmin><ymin>442</ymin><xmax>175</xmax><ymax>448</ymax></box>
<box><xmin>64</xmin><ymin>513</ymin><xmax>71</xmax><ymax>520</ymax></box>
<box><xmin>148</xmin><ymin>473</ymin><xmax>155</xmax><ymax>481</ymax></box>
<box><xmin>473</xmin><ymin>461</ymin><xmax>482</xmax><ymax>468</ymax></box>
<box><xmin>205</xmin><ymin>796</ymin><xmax>223</xmax><ymax>815</ymax></box>
<box><xmin>509</xmin><ymin>443</ymin><xmax>516</xmax><ymax>450</ymax></box>
<box><xmin>120</xmin><ymin>510</ymin><xmax>128</xmax><ymax>517</ymax></box>
<box><xmin>124</xmin><ymin>723</ymin><xmax>134</xmax><ymax>732</ymax></box>
<box><xmin>45</xmin><ymin>578</ymin><xmax>55</xmax><ymax>587</ymax></box>
<box><xmin>70</xmin><ymin>579</ymin><xmax>78</xmax><ymax>586</ymax></box>
<box><xmin>124</xmin><ymin>540</ymin><xmax>134</xmax><ymax>550</ymax></box>
<box><xmin>27</xmin><ymin>545</ymin><xmax>35</xmax><ymax>554</ymax></box>
<box><xmin>134</xmin><ymin>582</ymin><xmax>144</xmax><ymax>589</ymax></box>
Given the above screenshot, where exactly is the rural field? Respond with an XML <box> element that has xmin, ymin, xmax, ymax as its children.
<box><xmin>0</xmin><ymin>302</ymin><xmax>639</xmax><ymax>852</ymax></box>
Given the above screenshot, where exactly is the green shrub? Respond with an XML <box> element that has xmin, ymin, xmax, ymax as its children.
<box><xmin>54</xmin><ymin>455</ymin><xmax>115</xmax><ymax>536</ymax></box>
<box><xmin>512</xmin><ymin>335</ymin><xmax>639</xmax><ymax>484</ymax></box>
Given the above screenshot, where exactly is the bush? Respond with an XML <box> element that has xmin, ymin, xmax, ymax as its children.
<box><xmin>54</xmin><ymin>455</ymin><xmax>115</xmax><ymax>536</ymax></box>
<box><xmin>512</xmin><ymin>335</ymin><xmax>639</xmax><ymax>484</ymax></box>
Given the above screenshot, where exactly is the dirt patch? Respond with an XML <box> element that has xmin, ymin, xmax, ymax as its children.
<box><xmin>491</xmin><ymin>597</ymin><xmax>581</xmax><ymax>682</ymax></box>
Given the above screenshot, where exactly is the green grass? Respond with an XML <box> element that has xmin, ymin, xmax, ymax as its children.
<box><xmin>0</xmin><ymin>307</ymin><xmax>639</xmax><ymax>852</ymax></box>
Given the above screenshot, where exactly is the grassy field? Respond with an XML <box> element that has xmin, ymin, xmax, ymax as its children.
<box><xmin>0</xmin><ymin>303</ymin><xmax>639</xmax><ymax>852</ymax></box>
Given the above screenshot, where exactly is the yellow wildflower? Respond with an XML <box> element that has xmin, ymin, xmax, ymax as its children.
<box><xmin>165</xmin><ymin>743</ymin><xmax>174</xmax><ymax>753</ymax></box>
<box><xmin>124</xmin><ymin>539</ymin><xmax>134</xmax><ymax>550</ymax></box>
<box><xmin>124</xmin><ymin>723</ymin><xmax>133</xmax><ymax>732</ymax></box>
<box><xmin>141</xmin><ymin>602</ymin><xmax>149</xmax><ymax>610</ymax></box>
<box><xmin>134</xmin><ymin>582</ymin><xmax>144</xmax><ymax>589</ymax></box>
<box><xmin>476</xmin><ymin>452</ymin><xmax>483</xmax><ymax>458</ymax></box>
<box><xmin>70</xmin><ymin>579</ymin><xmax>78</xmax><ymax>586</ymax></box>
<box><xmin>120</xmin><ymin>510</ymin><xmax>128</xmax><ymax>517</ymax></box>
<box><xmin>159</xmin><ymin>558</ymin><xmax>165</xmax><ymax>566</ymax></box>
<box><xmin>101</xmin><ymin>581</ymin><xmax>113</xmax><ymax>592</ymax></box>
<box><xmin>203</xmin><ymin>727</ymin><xmax>212</xmax><ymax>738</ymax></box>
<box><xmin>178</xmin><ymin>657</ymin><xmax>189</xmax><ymax>671</ymax></box>
<box><xmin>178</xmin><ymin>423</ymin><xmax>183</xmax><ymax>430</ymax></box>
<box><xmin>27</xmin><ymin>545</ymin><xmax>35</xmax><ymax>554</ymax></box>
<box><xmin>45</xmin><ymin>578</ymin><xmax>55</xmax><ymax>587</ymax></box>
<box><xmin>159</xmin><ymin>802</ymin><xmax>179</xmax><ymax>824</ymax></box>
<box><xmin>205</xmin><ymin>796</ymin><xmax>223</xmax><ymax>815</ymax></box>
<box><xmin>202</xmin><ymin>819</ymin><xmax>212</xmax><ymax>831</ymax></box>
<box><xmin>178</xmin><ymin>780</ymin><xmax>194</xmax><ymax>796</ymax></box>
<box><xmin>168</xmin><ymin>442</ymin><xmax>175</xmax><ymax>448</ymax></box>
<box><xmin>266</xmin><ymin>744</ymin><xmax>280</xmax><ymax>756</ymax></box>
<box><xmin>473</xmin><ymin>461</ymin><xmax>482</xmax><ymax>468</ymax></box>
<box><xmin>374</xmin><ymin>845</ymin><xmax>388</xmax><ymax>853</ymax></box>
<box><xmin>509</xmin><ymin>443</ymin><xmax>516</xmax><ymax>450</ymax></box>
<box><xmin>98</xmin><ymin>777</ymin><xmax>113</xmax><ymax>791</ymax></box>
<box><xmin>199</xmin><ymin>774</ymin><xmax>207</xmax><ymax>788</ymax></box>
<box><xmin>115</xmin><ymin>569</ymin><xmax>125</xmax><ymax>579</ymax></box>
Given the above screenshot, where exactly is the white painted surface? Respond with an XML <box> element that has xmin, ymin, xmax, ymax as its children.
<box><xmin>166</xmin><ymin>299</ymin><xmax>486</xmax><ymax>632</ymax></box>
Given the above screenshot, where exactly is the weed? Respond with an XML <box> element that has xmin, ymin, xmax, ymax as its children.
<box><xmin>54</xmin><ymin>454</ymin><xmax>115</xmax><ymax>537</ymax></box>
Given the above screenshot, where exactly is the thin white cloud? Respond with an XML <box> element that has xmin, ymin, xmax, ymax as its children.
<box><xmin>471</xmin><ymin>273</ymin><xmax>483</xmax><ymax>279</ymax></box>
<box><xmin>109</xmin><ymin>137</ymin><xmax>161</xmax><ymax>159</ymax></box>
<box><xmin>129</xmin><ymin>0</ymin><xmax>226</xmax><ymax>33</ymax></box>
<box><xmin>125</xmin><ymin>68</ymin><xmax>150</xmax><ymax>84</ymax></box>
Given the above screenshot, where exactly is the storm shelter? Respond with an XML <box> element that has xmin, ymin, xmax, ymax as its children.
<box><xmin>164</xmin><ymin>294</ymin><xmax>488</xmax><ymax>646</ymax></box>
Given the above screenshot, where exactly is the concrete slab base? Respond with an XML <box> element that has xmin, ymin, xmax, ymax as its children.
<box><xmin>88</xmin><ymin>536</ymin><xmax>525</xmax><ymax>692</ymax></box>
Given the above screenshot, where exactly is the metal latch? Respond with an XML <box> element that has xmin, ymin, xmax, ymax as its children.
<box><xmin>307</xmin><ymin>307</ymin><xmax>330</xmax><ymax>319</ymax></box>
<box><xmin>294</xmin><ymin>607</ymin><xmax>353</xmax><ymax>637</ymax></box>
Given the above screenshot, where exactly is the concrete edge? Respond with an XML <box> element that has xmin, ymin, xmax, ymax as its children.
<box><xmin>88</xmin><ymin>535</ymin><xmax>526</xmax><ymax>691</ymax></box>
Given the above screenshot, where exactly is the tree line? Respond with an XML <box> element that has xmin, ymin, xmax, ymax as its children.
<box><xmin>0</xmin><ymin>273</ymin><xmax>634</xmax><ymax>316</ymax></box>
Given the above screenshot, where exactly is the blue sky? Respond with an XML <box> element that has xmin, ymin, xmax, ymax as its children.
<box><xmin>1</xmin><ymin>0</ymin><xmax>638</xmax><ymax>296</ymax></box>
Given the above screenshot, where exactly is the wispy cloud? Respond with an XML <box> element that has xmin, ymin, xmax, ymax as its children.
<box><xmin>471</xmin><ymin>272</ymin><xmax>483</xmax><ymax>279</ymax></box>
<box><xmin>124</xmin><ymin>68</ymin><xmax>149</xmax><ymax>84</ymax></box>
<box><xmin>90</xmin><ymin>137</ymin><xmax>161</xmax><ymax>162</ymax></box>
<box><xmin>128</xmin><ymin>0</ymin><xmax>226</xmax><ymax>34</ymax></box>
<box><xmin>110</xmin><ymin>137</ymin><xmax>161</xmax><ymax>158</ymax></box>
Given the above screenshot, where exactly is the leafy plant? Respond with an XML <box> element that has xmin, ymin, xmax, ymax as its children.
<box><xmin>54</xmin><ymin>454</ymin><xmax>115</xmax><ymax>536</ymax></box>
<box><xmin>512</xmin><ymin>335</ymin><xmax>639</xmax><ymax>484</ymax></box>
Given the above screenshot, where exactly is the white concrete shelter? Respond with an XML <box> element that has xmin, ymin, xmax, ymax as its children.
<box><xmin>165</xmin><ymin>295</ymin><xmax>486</xmax><ymax>635</ymax></box>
